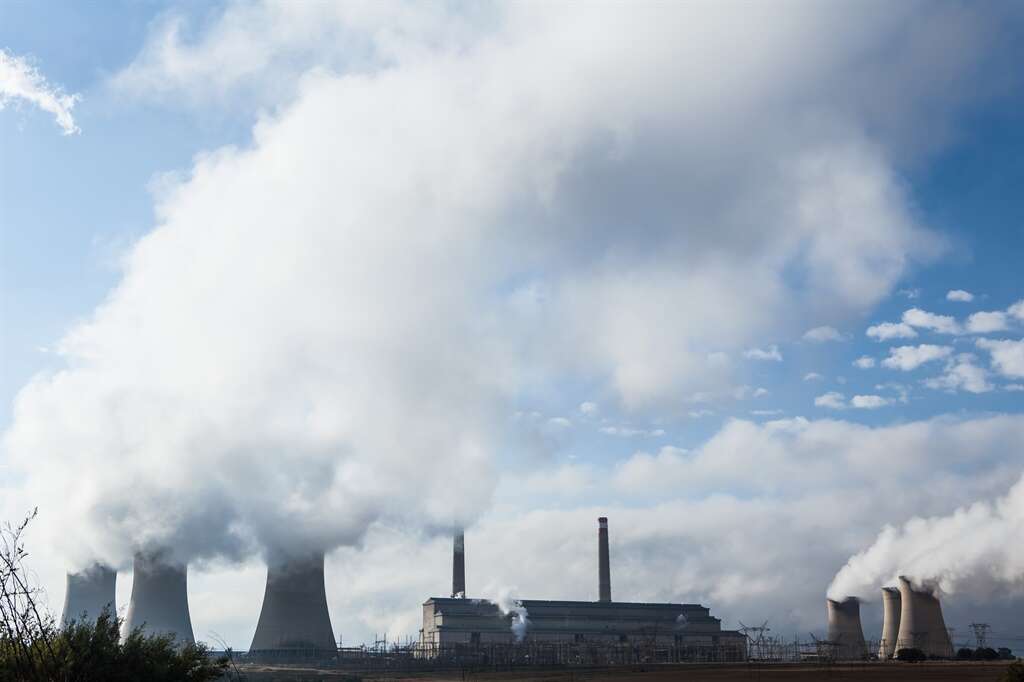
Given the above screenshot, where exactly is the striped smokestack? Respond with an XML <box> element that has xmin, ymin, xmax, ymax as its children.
<box><xmin>598</xmin><ymin>517</ymin><xmax>611</xmax><ymax>602</ymax></box>
<box><xmin>452</xmin><ymin>529</ymin><xmax>466</xmax><ymax>598</ymax></box>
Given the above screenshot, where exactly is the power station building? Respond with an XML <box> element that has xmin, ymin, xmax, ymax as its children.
<box><xmin>419</xmin><ymin>518</ymin><xmax>746</xmax><ymax>660</ymax></box>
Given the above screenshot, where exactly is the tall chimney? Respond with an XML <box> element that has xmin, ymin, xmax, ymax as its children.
<box><xmin>123</xmin><ymin>551</ymin><xmax>194</xmax><ymax>644</ymax></box>
<box><xmin>598</xmin><ymin>517</ymin><xmax>611</xmax><ymax>602</ymax></box>
<box><xmin>452</xmin><ymin>529</ymin><xmax>466</xmax><ymax>598</ymax></box>
<box><xmin>249</xmin><ymin>550</ymin><xmax>336</xmax><ymax>658</ymax></box>
<box><xmin>61</xmin><ymin>563</ymin><xmax>116</xmax><ymax>628</ymax></box>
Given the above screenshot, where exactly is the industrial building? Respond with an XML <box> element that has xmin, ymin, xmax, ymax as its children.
<box><xmin>419</xmin><ymin>517</ymin><xmax>746</xmax><ymax>660</ymax></box>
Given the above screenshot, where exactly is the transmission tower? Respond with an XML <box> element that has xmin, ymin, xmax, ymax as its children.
<box><xmin>970</xmin><ymin>623</ymin><xmax>991</xmax><ymax>649</ymax></box>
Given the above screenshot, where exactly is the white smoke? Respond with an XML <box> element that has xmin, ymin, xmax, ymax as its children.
<box><xmin>488</xmin><ymin>588</ymin><xmax>531</xmax><ymax>642</ymax></box>
<box><xmin>1</xmin><ymin>2</ymin><xmax>1007</xmax><ymax>576</ymax></box>
<box><xmin>828</xmin><ymin>473</ymin><xmax>1024</xmax><ymax>601</ymax></box>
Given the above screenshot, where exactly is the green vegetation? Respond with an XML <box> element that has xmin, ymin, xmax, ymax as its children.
<box><xmin>0</xmin><ymin>510</ymin><xmax>228</xmax><ymax>681</ymax></box>
<box><xmin>1001</xmin><ymin>660</ymin><xmax>1024</xmax><ymax>682</ymax></box>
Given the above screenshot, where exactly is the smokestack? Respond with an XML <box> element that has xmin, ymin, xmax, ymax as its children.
<box><xmin>61</xmin><ymin>563</ymin><xmax>116</xmax><ymax>628</ymax></box>
<box><xmin>879</xmin><ymin>586</ymin><xmax>901</xmax><ymax>659</ymax></box>
<box><xmin>826</xmin><ymin>597</ymin><xmax>867</xmax><ymax>660</ymax></box>
<box><xmin>123</xmin><ymin>551</ymin><xmax>194</xmax><ymax>644</ymax></box>
<box><xmin>598</xmin><ymin>516</ymin><xmax>611</xmax><ymax>603</ymax></box>
<box><xmin>452</xmin><ymin>529</ymin><xmax>466</xmax><ymax>598</ymax></box>
<box><xmin>895</xmin><ymin>576</ymin><xmax>953</xmax><ymax>658</ymax></box>
<box><xmin>249</xmin><ymin>551</ymin><xmax>336</xmax><ymax>657</ymax></box>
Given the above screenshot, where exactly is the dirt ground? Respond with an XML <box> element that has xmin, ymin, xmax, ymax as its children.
<box><xmin>236</xmin><ymin>661</ymin><xmax>1016</xmax><ymax>682</ymax></box>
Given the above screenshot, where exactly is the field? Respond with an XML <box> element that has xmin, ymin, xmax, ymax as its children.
<box><xmin>236</xmin><ymin>661</ymin><xmax>1017</xmax><ymax>681</ymax></box>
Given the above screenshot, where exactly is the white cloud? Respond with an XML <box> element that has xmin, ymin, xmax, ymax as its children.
<box><xmin>0</xmin><ymin>48</ymin><xmax>80</xmax><ymax>135</ymax></box>
<box><xmin>803</xmin><ymin>372</ymin><xmax>824</xmax><ymax>381</ymax></box>
<box><xmin>599</xmin><ymin>426</ymin><xmax>664</xmax><ymax>438</ymax></box>
<box><xmin>866</xmin><ymin>321</ymin><xmax>917</xmax><ymax>341</ymax></box>
<box><xmin>946</xmin><ymin>289</ymin><xmax>974</xmax><ymax>302</ymax></box>
<box><xmin>578</xmin><ymin>401</ymin><xmax>599</xmax><ymax>417</ymax></box>
<box><xmin>744</xmin><ymin>345</ymin><xmax>783</xmax><ymax>362</ymax></box>
<box><xmin>1009</xmin><ymin>300</ymin><xmax>1024</xmax><ymax>321</ymax></box>
<box><xmin>814</xmin><ymin>391</ymin><xmax>846</xmax><ymax>409</ymax></box>
<box><xmin>897</xmin><ymin>288</ymin><xmax>921</xmax><ymax>300</ymax></box>
<box><xmin>881</xmin><ymin>344</ymin><xmax>953</xmax><ymax>371</ymax></box>
<box><xmin>924</xmin><ymin>353</ymin><xmax>993</xmax><ymax>394</ymax></box>
<box><xmin>750</xmin><ymin>409</ymin><xmax>783</xmax><ymax>416</ymax></box>
<box><xmin>853</xmin><ymin>356</ymin><xmax>876</xmax><ymax>369</ymax></box>
<box><xmin>1005</xmin><ymin>384</ymin><xmax>1024</xmax><ymax>392</ymax></box>
<box><xmin>902</xmin><ymin>307</ymin><xmax>962</xmax><ymax>335</ymax></box>
<box><xmin>547</xmin><ymin>416</ymin><xmax>572</xmax><ymax>429</ymax></box>
<box><xmin>688</xmin><ymin>409</ymin><xmax>715</xmax><ymax>419</ymax></box>
<box><xmin>850</xmin><ymin>394</ymin><xmax>890</xmax><ymax>409</ymax></box>
<box><xmin>966</xmin><ymin>310</ymin><xmax>1009</xmax><ymax>334</ymax></box>
<box><xmin>803</xmin><ymin>326</ymin><xmax>843</xmax><ymax>343</ymax></box>
<box><xmin>977</xmin><ymin>338</ymin><xmax>1024</xmax><ymax>378</ymax></box>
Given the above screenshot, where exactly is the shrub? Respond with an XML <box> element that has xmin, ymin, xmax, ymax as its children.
<box><xmin>1000</xmin><ymin>660</ymin><xmax>1024</xmax><ymax>682</ymax></box>
<box><xmin>957</xmin><ymin>647</ymin><xmax>974</xmax><ymax>660</ymax></box>
<box><xmin>896</xmin><ymin>647</ymin><xmax>926</xmax><ymax>662</ymax></box>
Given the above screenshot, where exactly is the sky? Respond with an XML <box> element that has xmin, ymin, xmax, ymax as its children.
<box><xmin>2</xmin><ymin>0</ymin><xmax>1024</xmax><ymax>652</ymax></box>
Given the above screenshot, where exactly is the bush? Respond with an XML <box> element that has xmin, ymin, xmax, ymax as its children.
<box><xmin>1000</xmin><ymin>660</ymin><xmax>1024</xmax><ymax>682</ymax></box>
<box><xmin>896</xmin><ymin>647</ymin><xmax>926</xmax><ymax>662</ymax></box>
<box><xmin>975</xmin><ymin>647</ymin><xmax>1000</xmax><ymax>661</ymax></box>
<box><xmin>957</xmin><ymin>647</ymin><xmax>975</xmax><ymax>660</ymax></box>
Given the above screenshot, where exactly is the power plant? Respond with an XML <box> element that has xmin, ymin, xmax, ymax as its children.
<box><xmin>418</xmin><ymin>517</ymin><xmax>746</xmax><ymax>658</ymax></box>
<box><xmin>249</xmin><ymin>550</ymin><xmax>336</xmax><ymax>658</ymax></box>
<box><xmin>452</xmin><ymin>529</ymin><xmax>465</xmax><ymax>599</ymax></box>
<box><xmin>895</xmin><ymin>575</ymin><xmax>954</xmax><ymax>658</ymax></box>
<box><xmin>878</xmin><ymin>586</ymin><xmax>901</xmax><ymax>659</ymax></box>
<box><xmin>61</xmin><ymin>563</ymin><xmax>116</xmax><ymax>627</ymax></box>
<box><xmin>123</xmin><ymin>550</ymin><xmax>194</xmax><ymax>644</ymax></box>
<box><xmin>825</xmin><ymin>597</ymin><xmax>867</xmax><ymax>660</ymax></box>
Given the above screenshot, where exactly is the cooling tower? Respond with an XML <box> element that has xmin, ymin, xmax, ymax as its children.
<box><xmin>452</xmin><ymin>529</ymin><xmax>466</xmax><ymax>598</ymax></box>
<box><xmin>249</xmin><ymin>551</ymin><xmax>336</xmax><ymax>657</ymax></box>
<box><xmin>598</xmin><ymin>516</ymin><xmax>611</xmax><ymax>602</ymax></box>
<box><xmin>61</xmin><ymin>563</ymin><xmax>116</xmax><ymax>627</ymax></box>
<box><xmin>895</xmin><ymin>576</ymin><xmax>953</xmax><ymax>658</ymax></box>
<box><xmin>123</xmin><ymin>551</ymin><xmax>194</xmax><ymax>644</ymax></box>
<box><xmin>878</xmin><ymin>586</ymin><xmax>901</xmax><ymax>659</ymax></box>
<box><xmin>826</xmin><ymin>597</ymin><xmax>867</xmax><ymax>660</ymax></box>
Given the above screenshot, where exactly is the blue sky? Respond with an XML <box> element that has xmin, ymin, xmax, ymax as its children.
<box><xmin>2</xmin><ymin>0</ymin><xmax>1024</xmax><ymax>651</ymax></box>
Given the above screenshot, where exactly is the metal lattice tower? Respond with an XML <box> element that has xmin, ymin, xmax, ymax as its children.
<box><xmin>970</xmin><ymin>623</ymin><xmax>991</xmax><ymax>649</ymax></box>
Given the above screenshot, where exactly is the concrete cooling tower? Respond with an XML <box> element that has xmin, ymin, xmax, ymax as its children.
<box><xmin>61</xmin><ymin>563</ymin><xmax>116</xmax><ymax>627</ymax></box>
<box><xmin>826</xmin><ymin>597</ymin><xmax>867</xmax><ymax>660</ymax></box>
<box><xmin>878</xmin><ymin>586</ymin><xmax>901</xmax><ymax>659</ymax></box>
<box><xmin>249</xmin><ymin>551</ymin><xmax>336</xmax><ymax>657</ymax></box>
<box><xmin>123</xmin><ymin>551</ymin><xmax>194</xmax><ymax>644</ymax></box>
<box><xmin>895</xmin><ymin>576</ymin><xmax>953</xmax><ymax>658</ymax></box>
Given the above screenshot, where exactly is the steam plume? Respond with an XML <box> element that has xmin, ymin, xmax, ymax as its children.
<box><xmin>828</xmin><ymin>473</ymin><xmax>1024</xmax><ymax>601</ymax></box>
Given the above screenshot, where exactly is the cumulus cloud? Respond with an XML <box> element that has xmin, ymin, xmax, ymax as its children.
<box><xmin>0</xmin><ymin>48</ymin><xmax>80</xmax><ymax>135</ymax></box>
<box><xmin>578</xmin><ymin>401</ymin><xmax>599</xmax><ymax>417</ymax></box>
<box><xmin>902</xmin><ymin>307</ymin><xmax>962</xmax><ymax>335</ymax></box>
<box><xmin>882</xmin><ymin>344</ymin><xmax>953</xmax><ymax>371</ymax></box>
<box><xmin>803</xmin><ymin>372</ymin><xmax>824</xmax><ymax>381</ymax></box>
<box><xmin>924</xmin><ymin>353</ymin><xmax>993</xmax><ymax>394</ymax></box>
<box><xmin>804</xmin><ymin>326</ymin><xmax>844</xmax><ymax>343</ymax></box>
<box><xmin>814</xmin><ymin>392</ymin><xmax>847</xmax><ymax>409</ymax></box>
<box><xmin>866</xmin><ymin>322</ymin><xmax>917</xmax><ymax>341</ymax></box>
<box><xmin>946</xmin><ymin>289</ymin><xmax>974</xmax><ymax>302</ymax></box>
<box><xmin>966</xmin><ymin>310</ymin><xmax>1009</xmax><ymax>334</ymax></box>
<box><xmin>977</xmin><ymin>338</ymin><xmax>1024</xmax><ymax>378</ymax></box>
<box><xmin>599</xmin><ymin>425</ymin><xmax>665</xmax><ymax>438</ymax></box>
<box><xmin>744</xmin><ymin>345</ymin><xmax>783</xmax><ymax>362</ymax></box>
<box><xmin>1009</xmin><ymin>300</ymin><xmax>1024</xmax><ymax>321</ymax></box>
<box><xmin>853</xmin><ymin>356</ymin><xmax>876</xmax><ymax>369</ymax></box>
<box><xmin>850</xmin><ymin>394</ymin><xmax>890</xmax><ymax>409</ymax></box>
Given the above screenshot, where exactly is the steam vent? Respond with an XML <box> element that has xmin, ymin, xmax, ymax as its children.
<box><xmin>826</xmin><ymin>597</ymin><xmax>867</xmax><ymax>660</ymax></box>
<box><xmin>61</xmin><ymin>563</ymin><xmax>116</xmax><ymax>627</ymax></box>
<box><xmin>895</xmin><ymin>576</ymin><xmax>954</xmax><ymax>658</ymax></box>
<box><xmin>123</xmin><ymin>551</ymin><xmax>195</xmax><ymax>644</ymax></box>
<box><xmin>249</xmin><ymin>551</ymin><xmax>336</xmax><ymax>658</ymax></box>
<box><xmin>878</xmin><ymin>586</ymin><xmax>901</xmax><ymax>659</ymax></box>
